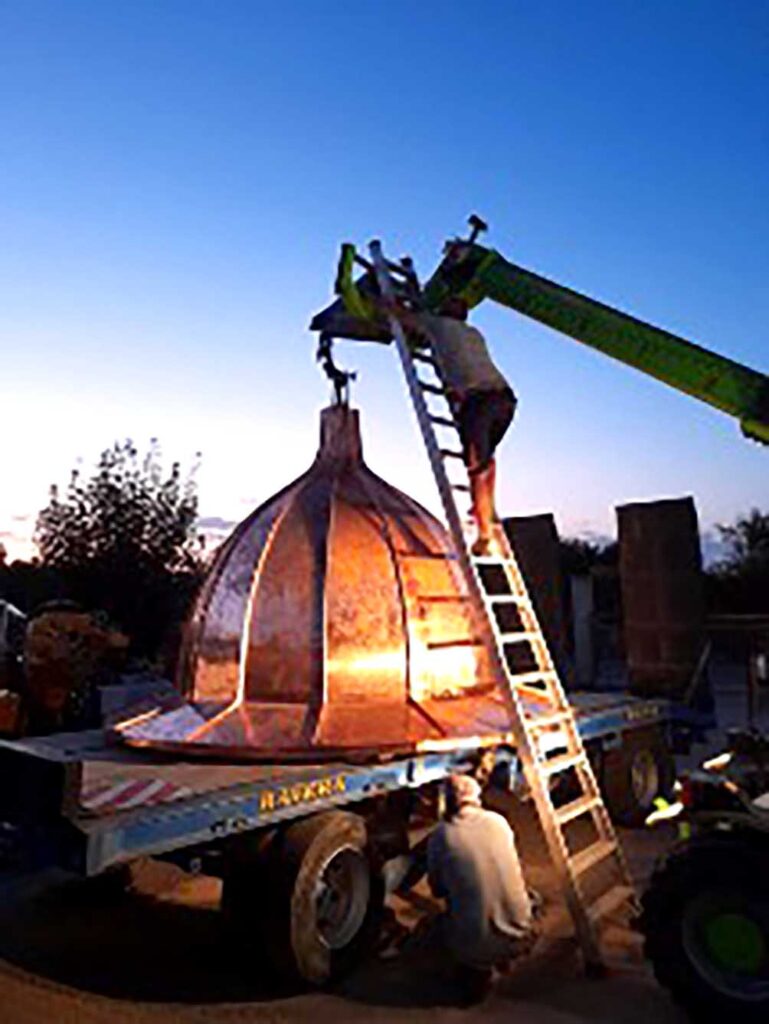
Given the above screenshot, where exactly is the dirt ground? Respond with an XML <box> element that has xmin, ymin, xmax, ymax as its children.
<box><xmin>0</xmin><ymin>805</ymin><xmax>687</xmax><ymax>1024</ymax></box>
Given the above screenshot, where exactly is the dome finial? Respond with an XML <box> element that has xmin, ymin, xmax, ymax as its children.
<box><xmin>317</xmin><ymin>405</ymin><xmax>362</xmax><ymax>464</ymax></box>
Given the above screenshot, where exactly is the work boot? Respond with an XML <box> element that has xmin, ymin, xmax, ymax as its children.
<box><xmin>471</xmin><ymin>536</ymin><xmax>493</xmax><ymax>557</ymax></box>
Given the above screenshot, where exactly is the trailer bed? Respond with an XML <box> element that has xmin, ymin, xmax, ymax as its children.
<box><xmin>0</xmin><ymin>689</ymin><xmax>668</xmax><ymax>875</ymax></box>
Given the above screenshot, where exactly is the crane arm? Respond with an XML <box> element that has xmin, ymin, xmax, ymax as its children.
<box><xmin>422</xmin><ymin>242</ymin><xmax>769</xmax><ymax>444</ymax></box>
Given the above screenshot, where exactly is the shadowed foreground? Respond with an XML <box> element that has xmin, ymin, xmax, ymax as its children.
<box><xmin>0</xmin><ymin>803</ymin><xmax>687</xmax><ymax>1024</ymax></box>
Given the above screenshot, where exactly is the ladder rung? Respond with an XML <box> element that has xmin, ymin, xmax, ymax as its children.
<box><xmin>426</xmin><ymin>637</ymin><xmax>482</xmax><ymax>650</ymax></box>
<box><xmin>488</xmin><ymin>593</ymin><xmax>532</xmax><ymax>606</ymax></box>
<box><xmin>511</xmin><ymin>670</ymin><xmax>557</xmax><ymax>687</ymax></box>
<box><xmin>472</xmin><ymin>555</ymin><xmax>517</xmax><ymax>566</ymax></box>
<box><xmin>587</xmin><ymin>884</ymin><xmax>636</xmax><ymax>924</ymax></box>
<box><xmin>526</xmin><ymin>710</ymin><xmax>572</xmax><ymax>730</ymax></box>
<box><xmin>555</xmin><ymin>794</ymin><xmax>601</xmax><ymax>825</ymax></box>
<box><xmin>419</xmin><ymin>381</ymin><xmax>446</xmax><ymax>396</ymax></box>
<box><xmin>429</xmin><ymin>415</ymin><xmax>457</xmax><ymax>429</ymax></box>
<box><xmin>418</xmin><ymin>594</ymin><xmax>471</xmax><ymax>603</ymax></box>
<box><xmin>499</xmin><ymin>630</ymin><xmax>540</xmax><ymax>644</ymax></box>
<box><xmin>541</xmin><ymin>751</ymin><xmax>585</xmax><ymax>777</ymax></box>
<box><xmin>413</xmin><ymin>351</ymin><xmax>438</xmax><ymax>365</ymax></box>
<box><xmin>439</xmin><ymin>448</ymin><xmax>465</xmax><ymax>460</ymax></box>
<box><xmin>517</xmin><ymin>685</ymin><xmax>558</xmax><ymax>704</ymax></box>
<box><xmin>570</xmin><ymin>838</ymin><xmax>617</xmax><ymax>877</ymax></box>
<box><xmin>451</xmin><ymin>483</ymin><xmax>472</xmax><ymax>493</ymax></box>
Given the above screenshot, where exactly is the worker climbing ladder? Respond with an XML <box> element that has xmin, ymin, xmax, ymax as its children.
<box><xmin>369</xmin><ymin>239</ymin><xmax>637</xmax><ymax>969</ymax></box>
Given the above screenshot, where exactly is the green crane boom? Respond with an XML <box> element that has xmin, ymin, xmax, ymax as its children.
<box><xmin>422</xmin><ymin>240</ymin><xmax>769</xmax><ymax>445</ymax></box>
<box><xmin>310</xmin><ymin>224</ymin><xmax>769</xmax><ymax>444</ymax></box>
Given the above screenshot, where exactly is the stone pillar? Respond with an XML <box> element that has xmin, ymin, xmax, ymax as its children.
<box><xmin>617</xmin><ymin>496</ymin><xmax>705</xmax><ymax>700</ymax></box>
<box><xmin>503</xmin><ymin>513</ymin><xmax>572</xmax><ymax>685</ymax></box>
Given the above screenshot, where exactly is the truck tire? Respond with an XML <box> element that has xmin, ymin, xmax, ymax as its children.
<box><xmin>640</xmin><ymin>834</ymin><xmax>769</xmax><ymax>1022</ymax></box>
<box><xmin>223</xmin><ymin>811</ymin><xmax>384</xmax><ymax>985</ymax></box>
<box><xmin>601</xmin><ymin>727</ymin><xmax>675</xmax><ymax>827</ymax></box>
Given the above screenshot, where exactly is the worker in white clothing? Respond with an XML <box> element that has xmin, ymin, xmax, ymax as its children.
<box><xmin>426</xmin><ymin>773</ymin><xmax>534</xmax><ymax>1004</ymax></box>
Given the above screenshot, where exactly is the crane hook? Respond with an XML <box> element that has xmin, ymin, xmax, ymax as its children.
<box><xmin>316</xmin><ymin>334</ymin><xmax>356</xmax><ymax>406</ymax></box>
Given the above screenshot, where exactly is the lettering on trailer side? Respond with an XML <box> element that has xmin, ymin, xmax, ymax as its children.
<box><xmin>258</xmin><ymin>773</ymin><xmax>347</xmax><ymax>814</ymax></box>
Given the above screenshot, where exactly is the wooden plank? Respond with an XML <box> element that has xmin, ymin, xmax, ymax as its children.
<box><xmin>571</xmin><ymin>839</ymin><xmax>617</xmax><ymax>877</ymax></box>
<box><xmin>587</xmin><ymin>884</ymin><xmax>636</xmax><ymax>923</ymax></box>
<box><xmin>555</xmin><ymin>794</ymin><xmax>600</xmax><ymax>825</ymax></box>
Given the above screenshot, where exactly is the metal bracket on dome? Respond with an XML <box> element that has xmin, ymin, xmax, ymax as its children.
<box><xmin>316</xmin><ymin>332</ymin><xmax>356</xmax><ymax>406</ymax></box>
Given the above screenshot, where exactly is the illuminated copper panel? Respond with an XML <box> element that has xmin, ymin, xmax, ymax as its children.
<box><xmin>115</xmin><ymin>405</ymin><xmax>512</xmax><ymax>759</ymax></box>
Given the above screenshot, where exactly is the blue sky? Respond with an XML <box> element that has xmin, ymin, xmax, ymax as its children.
<box><xmin>1</xmin><ymin>1</ymin><xmax>767</xmax><ymax>558</ymax></box>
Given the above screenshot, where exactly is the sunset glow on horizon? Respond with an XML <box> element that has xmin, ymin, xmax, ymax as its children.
<box><xmin>2</xmin><ymin>3</ymin><xmax>767</xmax><ymax>564</ymax></box>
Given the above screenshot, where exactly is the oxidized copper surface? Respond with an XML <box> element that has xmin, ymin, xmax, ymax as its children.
<box><xmin>115</xmin><ymin>405</ymin><xmax>512</xmax><ymax>759</ymax></box>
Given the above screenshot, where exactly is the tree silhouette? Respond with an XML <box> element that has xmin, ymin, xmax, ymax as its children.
<box><xmin>708</xmin><ymin>508</ymin><xmax>769</xmax><ymax>613</ymax></box>
<box><xmin>716</xmin><ymin>508</ymin><xmax>769</xmax><ymax>575</ymax></box>
<box><xmin>559</xmin><ymin>537</ymin><xmax>618</xmax><ymax>575</ymax></box>
<box><xmin>35</xmin><ymin>440</ymin><xmax>205</xmax><ymax>661</ymax></box>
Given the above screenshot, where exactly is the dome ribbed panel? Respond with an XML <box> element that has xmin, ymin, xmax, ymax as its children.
<box><xmin>244</xmin><ymin>472</ymin><xmax>332</xmax><ymax>704</ymax></box>
<box><xmin>183</xmin><ymin>487</ymin><xmax>296</xmax><ymax>704</ymax></box>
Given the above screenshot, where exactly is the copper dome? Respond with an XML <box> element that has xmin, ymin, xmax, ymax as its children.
<box><xmin>116</xmin><ymin>406</ymin><xmax>511</xmax><ymax>759</ymax></box>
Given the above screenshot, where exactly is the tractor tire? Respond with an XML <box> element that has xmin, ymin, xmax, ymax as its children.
<box><xmin>640</xmin><ymin>834</ymin><xmax>769</xmax><ymax>1022</ymax></box>
<box><xmin>601</xmin><ymin>726</ymin><xmax>675</xmax><ymax>827</ymax></box>
<box><xmin>222</xmin><ymin>811</ymin><xmax>384</xmax><ymax>986</ymax></box>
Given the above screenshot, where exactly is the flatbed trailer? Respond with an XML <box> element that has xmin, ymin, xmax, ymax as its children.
<box><xmin>1</xmin><ymin>691</ymin><xmax>669</xmax><ymax>875</ymax></box>
<box><xmin>0</xmin><ymin>689</ymin><xmax>669</xmax><ymax>983</ymax></box>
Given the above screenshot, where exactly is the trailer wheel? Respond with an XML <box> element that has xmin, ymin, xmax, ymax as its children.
<box><xmin>223</xmin><ymin>811</ymin><xmax>383</xmax><ymax>985</ymax></box>
<box><xmin>640</xmin><ymin>835</ymin><xmax>769</xmax><ymax>1022</ymax></box>
<box><xmin>601</xmin><ymin>727</ymin><xmax>675</xmax><ymax>827</ymax></box>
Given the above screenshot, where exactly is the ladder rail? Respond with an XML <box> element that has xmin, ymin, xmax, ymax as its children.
<box><xmin>370</xmin><ymin>241</ymin><xmax>562</xmax><ymax>755</ymax></box>
<box><xmin>368</xmin><ymin>239</ymin><xmax>635</xmax><ymax>966</ymax></box>
<box><xmin>491</xmin><ymin>517</ymin><xmax>639</xmax><ymax>900</ymax></box>
<box><xmin>369</xmin><ymin>241</ymin><xmax>476</xmax><ymax>576</ymax></box>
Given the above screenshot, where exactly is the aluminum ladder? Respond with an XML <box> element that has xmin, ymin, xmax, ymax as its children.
<box><xmin>369</xmin><ymin>240</ymin><xmax>637</xmax><ymax>968</ymax></box>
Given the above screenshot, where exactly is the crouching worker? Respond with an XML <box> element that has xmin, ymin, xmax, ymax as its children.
<box><xmin>427</xmin><ymin>774</ymin><xmax>535</xmax><ymax>1005</ymax></box>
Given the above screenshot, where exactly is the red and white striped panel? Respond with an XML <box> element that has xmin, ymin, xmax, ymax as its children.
<box><xmin>80</xmin><ymin>777</ymin><xmax>193</xmax><ymax>815</ymax></box>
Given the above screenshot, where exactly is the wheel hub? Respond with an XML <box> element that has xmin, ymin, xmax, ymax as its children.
<box><xmin>314</xmin><ymin>845</ymin><xmax>370</xmax><ymax>950</ymax></box>
<box><xmin>706</xmin><ymin>913</ymin><xmax>765</xmax><ymax>974</ymax></box>
<box><xmin>683</xmin><ymin>890</ymin><xmax>769</xmax><ymax>1001</ymax></box>
<box><xmin>630</xmin><ymin>748</ymin><xmax>658</xmax><ymax>808</ymax></box>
